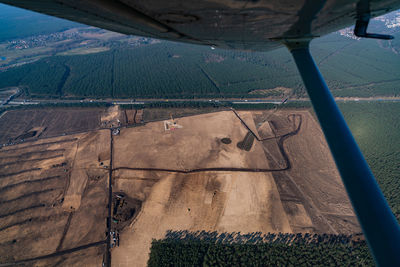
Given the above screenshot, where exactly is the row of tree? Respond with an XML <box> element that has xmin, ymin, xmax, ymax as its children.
<box><xmin>148</xmin><ymin>231</ymin><xmax>373</xmax><ymax>266</ymax></box>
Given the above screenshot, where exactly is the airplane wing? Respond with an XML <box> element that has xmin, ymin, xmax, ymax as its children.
<box><xmin>0</xmin><ymin>0</ymin><xmax>399</xmax><ymax>51</ymax></box>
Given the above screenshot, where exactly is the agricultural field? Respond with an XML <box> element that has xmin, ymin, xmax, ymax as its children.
<box><xmin>144</xmin><ymin>102</ymin><xmax>400</xmax><ymax>266</ymax></box>
<box><xmin>0</xmin><ymin>108</ymin><xmax>106</xmax><ymax>144</ymax></box>
<box><xmin>1</xmin><ymin>5</ymin><xmax>399</xmax><ymax>265</ymax></box>
<box><xmin>0</xmin><ymin>103</ymin><xmax>399</xmax><ymax>266</ymax></box>
<box><xmin>140</xmin><ymin>107</ymin><xmax>225</xmax><ymax>122</ymax></box>
<box><xmin>0</xmin><ymin>130</ymin><xmax>110</xmax><ymax>265</ymax></box>
<box><xmin>111</xmin><ymin>109</ymin><xmax>360</xmax><ymax>266</ymax></box>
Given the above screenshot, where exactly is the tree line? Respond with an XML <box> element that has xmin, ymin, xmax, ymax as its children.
<box><xmin>148</xmin><ymin>231</ymin><xmax>373</xmax><ymax>266</ymax></box>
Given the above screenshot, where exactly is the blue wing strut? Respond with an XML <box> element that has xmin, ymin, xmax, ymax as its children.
<box><xmin>285</xmin><ymin>40</ymin><xmax>400</xmax><ymax>267</ymax></box>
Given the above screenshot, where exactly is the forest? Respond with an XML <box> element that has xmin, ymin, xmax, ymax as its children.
<box><xmin>1</xmin><ymin>32</ymin><xmax>399</xmax><ymax>99</ymax></box>
<box><xmin>339</xmin><ymin>102</ymin><xmax>400</xmax><ymax>221</ymax></box>
<box><xmin>148</xmin><ymin>231</ymin><xmax>373</xmax><ymax>266</ymax></box>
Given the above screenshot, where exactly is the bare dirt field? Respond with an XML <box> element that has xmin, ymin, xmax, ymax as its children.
<box><xmin>0</xmin><ymin>108</ymin><xmax>107</xmax><ymax>144</ymax></box>
<box><xmin>113</xmin><ymin>111</ymin><xmax>271</xmax><ymax>170</ymax></box>
<box><xmin>30</xmin><ymin>245</ymin><xmax>106</xmax><ymax>266</ymax></box>
<box><xmin>0</xmin><ymin>107</ymin><xmax>361</xmax><ymax>266</ymax></box>
<box><xmin>111</xmin><ymin>109</ymin><xmax>360</xmax><ymax>267</ymax></box>
<box><xmin>0</xmin><ymin>130</ymin><xmax>109</xmax><ymax>265</ymax></box>
<box><xmin>101</xmin><ymin>105</ymin><xmax>125</xmax><ymax>128</ymax></box>
<box><xmin>141</xmin><ymin>107</ymin><xmax>223</xmax><ymax>122</ymax></box>
<box><xmin>123</xmin><ymin>109</ymin><xmax>143</xmax><ymax>125</ymax></box>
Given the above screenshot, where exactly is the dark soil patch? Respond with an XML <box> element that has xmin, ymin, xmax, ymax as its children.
<box><xmin>220</xmin><ymin>138</ymin><xmax>232</xmax><ymax>144</ymax></box>
<box><xmin>112</xmin><ymin>192</ymin><xmax>142</xmax><ymax>231</ymax></box>
<box><xmin>236</xmin><ymin>132</ymin><xmax>254</xmax><ymax>151</ymax></box>
<box><xmin>0</xmin><ymin>109</ymin><xmax>103</xmax><ymax>143</ymax></box>
<box><xmin>15</xmin><ymin>131</ymin><xmax>37</xmax><ymax>141</ymax></box>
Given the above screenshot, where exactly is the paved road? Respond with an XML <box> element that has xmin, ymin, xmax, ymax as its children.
<box><xmin>6</xmin><ymin>97</ymin><xmax>400</xmax><ymax>107</ymax></box>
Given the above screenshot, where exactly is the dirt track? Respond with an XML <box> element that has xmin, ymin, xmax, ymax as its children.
<box><xmin>113</xmin><ymin>113</ymin><xmax>301</xmax><ymax>174</ymax></box>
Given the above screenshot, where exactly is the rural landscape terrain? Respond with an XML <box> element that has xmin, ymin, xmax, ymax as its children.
<box><xmin>0</xmin><ymin>3</ymin><xmax>400</xmax><ymax>267</ymax></box>
<box><xmin>2</xmin><ymin>102</ymin><xmax>397</xmax><ymax>265</ymax></box>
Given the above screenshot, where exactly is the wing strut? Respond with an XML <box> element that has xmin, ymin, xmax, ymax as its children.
<box><xmin>285</xmin><ymin>40</ymin><xmax>400</xmax><ymax>267</ymax></box>
<box><xmin>354</xmin><ymin>0</ymin><xmax>394</xmax><ymax>40</ymax></box>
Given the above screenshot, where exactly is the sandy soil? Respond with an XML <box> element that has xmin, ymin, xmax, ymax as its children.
<box><xmin>0</xmin><ymin>130</ymin><xmax>109</xmax><ymax>264</ymax></box>
<box><xmin>273</xmin><ymin>110</ymin><xmax>359</xmax><ymax>233</ymax></box>
<box><xmin>112</xmin><ymin>171</ymin><xmax>290</xmax><ymax>266</ymax></box>
<box><xmin>31</xmin><ymin>245</ymin><xmax>105</xmax><ymax>266</ymax></box>
<box><xmin>114</xmin><ymin>111</ymin><xmax>270</xmax><ymax>170</ymax></box>
<box><xmin>141</xmin><ymin>107</ymin><xmax>221</xmax><ymax>122</ymax></box>
<box><xmin>101</xmin><ymin>105</ymin><xmax>123</xmax><ymax>128</ymax></box>
<box><xmin>0</xmin><ymin>107</ymin><xmax>361</xmax><ymax>266</ymax></box>
<box><xmin>62</xmin><ymin>130</ymin><xmax>109</xmax><ymax>211</ymax></box>
<box><xmin>111</xmin><ymin>109</ymin><xmax>360</xmax><ymax>267</ymax></box>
